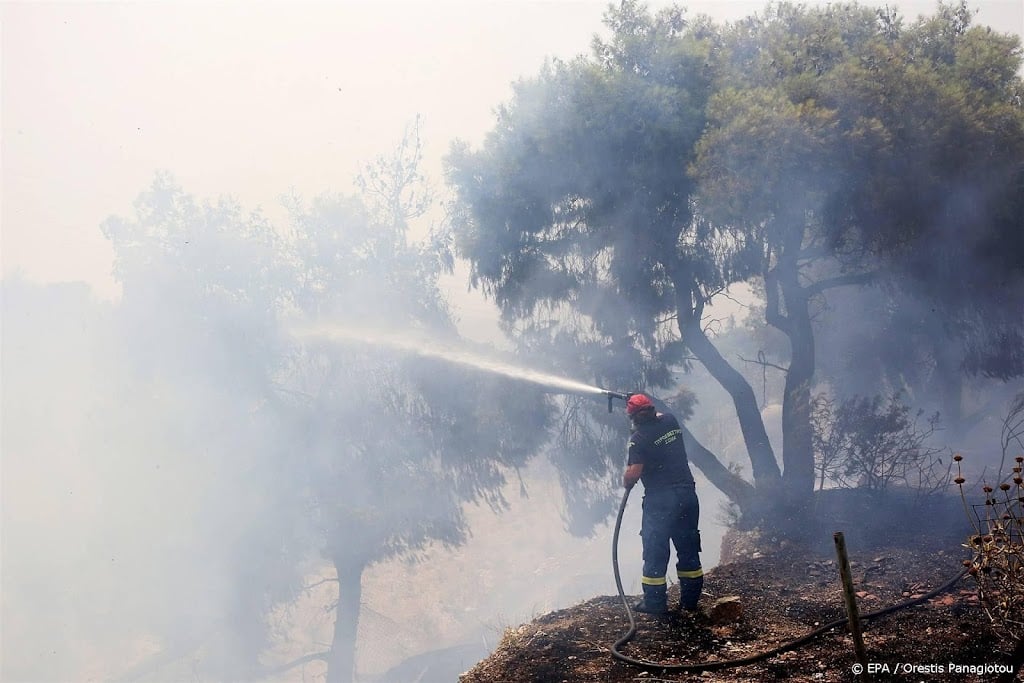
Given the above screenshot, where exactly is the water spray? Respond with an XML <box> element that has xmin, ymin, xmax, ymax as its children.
<box><xmin>291</xmin><ymin>323</ymin><xmax>634</xmax><ymax>408</ymax></box>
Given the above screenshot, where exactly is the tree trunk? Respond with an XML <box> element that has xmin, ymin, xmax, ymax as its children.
<box><xmin>778</xmin><ymin>276</ymin><xmax>816</xmax><ymax>500</ymax></box>
<box><xmin>326</xmin><ymin>554</ymin><xmax>367</xmax><ymax>683</ymax></box>
<box><xmin>679</xmin><ymin>318</ymin><xmax>783</xmax><ymax>487</ymax></box>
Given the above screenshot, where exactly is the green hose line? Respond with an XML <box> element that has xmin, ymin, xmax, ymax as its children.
<box><xmin>611</xmin><ymin>486</ymin><xmax>969</xmax><ymax>672</ymax></box>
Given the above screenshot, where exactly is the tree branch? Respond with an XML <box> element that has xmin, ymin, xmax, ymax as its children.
<box><xmin>303</xmin><ymin>577</ymin><xmax>340</xmax><ymax>593</ymax></box>
<box><xmin>702</xmin><ymin>315</ymin><xmax>730</xmax><ymax>336</ymax></box>
<box><xmin>714</xmin><ymin>288</ymin><xmax>752</xmax><ymax>311</ymax></box>
<box><xmin>655</xmin><ymin>312</ymin><xmax>679</xmax><ymax>325</ymax></box>
<box><xmin>738</xmin><ymin>353</ymin><xmax>789</xmax><ymax>374</ymax></box>
<box><xmin>257</xmin><ymin>652</ymin><xmax>330</xmax><ymax>679</ymax></box>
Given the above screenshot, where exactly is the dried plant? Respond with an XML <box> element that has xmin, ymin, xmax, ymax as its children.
<box><xmin>958</xmin><ymin>392</ymin><xmax>1024</xmax><ymax>650</ymax></box>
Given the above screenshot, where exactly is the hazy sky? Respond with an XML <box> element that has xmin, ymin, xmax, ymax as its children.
<box><xmin>3</xmin><ymin>0</ymin><xmax>1022</xmax><ymax>308</ymax></box>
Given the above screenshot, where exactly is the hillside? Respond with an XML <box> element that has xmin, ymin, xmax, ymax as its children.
<box><xmin>460</xmin><ymin>499</ymin><xmax>1016</xmax><ymax>683</ymax></box>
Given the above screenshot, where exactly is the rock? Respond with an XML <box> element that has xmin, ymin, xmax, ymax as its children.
<box><xmin>709</xmin><ymin>595</ymin><xmax>744</xmax><ymax>624</ymax></box>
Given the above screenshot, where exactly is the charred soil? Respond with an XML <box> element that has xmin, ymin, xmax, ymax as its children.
<box><xmin>460</xmin><ymin>530</ymin><xmax>1013</xmax><ymax>682</ymax></box>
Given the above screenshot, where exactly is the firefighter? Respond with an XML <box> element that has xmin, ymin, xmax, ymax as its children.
<box><xmin>622</xmin><ymin>393</ymin><xmax>703</xmax><ymax>615</ymax></box>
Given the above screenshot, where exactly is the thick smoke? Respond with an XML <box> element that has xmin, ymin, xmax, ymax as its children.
<box><xmin>4</xmin><ymin>3</ymin><xmax>1023</xmax><ymax>683</ymax></box>
<box><xmin>1</xmin><ymin>172</ymin><xmax>633</xmax><ymax>682</ymax></box>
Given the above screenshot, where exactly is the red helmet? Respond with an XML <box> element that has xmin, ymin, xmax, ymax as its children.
<box><xmin>626</xmin><ymin>393</ymin><xmax>654</xmax><ymax>416</ymax></box>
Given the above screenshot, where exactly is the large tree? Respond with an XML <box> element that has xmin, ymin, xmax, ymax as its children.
<box><xmin>700</xmin><ymin>1</ymin><xmax>1024</xmax><ymax>441</ymax></box>
<box><xmin>447</xmin><ymin>0</ymin><xmax>1024</xmax><ymax>529</ymax></box>
<box><xmin>268</xmin><ymin>132</ymin><xmax>550</xmax><ymax>682</ymax></box>
<box><xmin>822</xmin><ymin>0</ymin><xmax>1024</xmax><ymax>437</ymax></box>
<box><xmin>101</xmin><ymin>136</ymin><xmax>550</xmax><ymax>682</ymax></box>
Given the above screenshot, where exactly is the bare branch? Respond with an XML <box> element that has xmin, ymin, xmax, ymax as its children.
<box><xmin>998</xmin><ymin>392</ymin><xmax>1024</xmax><ymax>477</ymax></box>
<box><xmin>701</xmin><ymin>316</ymin><xmax>728</xmax><ymax>337</ymax></box>
<box><xmin>655</xmin><ymin>312</ymin><xmax>679</xmax><ymax>325</ymax></box>
<box><xmin>714</xmin><ymin>288</ymin><xmax>752</xmax><ymax>310</ymax></box>
<box><xmin>257</xmin><ymin>652</ymin><xmax>330</xmax><ymax>679</ymax></box>
<box><xmin>302</xmin><ymin>577</ymin><xmax>339</xmax><ymax>593</ymax></box>
<box><xmin>737</xmin><ymin>353</ymin><xmax>789</xmax><ymax>374</ymax></box>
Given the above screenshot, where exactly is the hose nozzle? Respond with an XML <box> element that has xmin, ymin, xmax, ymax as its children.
<box><xmin>604</xmin><ymin>390</ymin><xmax>634</xmax><ymax>413</ymax></box>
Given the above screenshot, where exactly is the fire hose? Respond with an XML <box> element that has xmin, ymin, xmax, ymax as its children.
<box><xmin>610</xmin><ymin>485</ymin><xmax>970</xmax><ymax>672</ymax></box>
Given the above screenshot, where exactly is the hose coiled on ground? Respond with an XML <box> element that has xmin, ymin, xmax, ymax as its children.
<box><xmin>611</xmin><ymin>486</ymin><xmax>969</xmax><ymax>672</ymax></box>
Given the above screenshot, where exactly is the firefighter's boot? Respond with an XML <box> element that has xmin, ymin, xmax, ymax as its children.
<box><xmin>634</xmin><ymin>582</ymin><xmax>668</xmax><ymax>615</ymax></box>
<box><xmin>678</xmin><ymin>571</ymin><xmax>704</xmax><ymax>612</ymax></box>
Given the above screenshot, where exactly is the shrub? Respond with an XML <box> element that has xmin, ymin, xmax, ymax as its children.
<box><xmin>811</xmin><ymin>391</ymin><xmax>947</xmax><ymax>495</ymax></box>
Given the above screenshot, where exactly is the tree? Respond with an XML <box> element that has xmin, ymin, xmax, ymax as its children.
<box><xmin>447</xmin><ymin>0</ymin><xmax>1024</xmax><ymax>531</ymax></box>
<box><xmin>101</xmin><ymin>131</ymin><xmax>551</xmax><ymax>682</ymax></box>
<box><xmin>770</xmin><ymin>2</ymin><xmax>1024</xmax><ymax>440</ymax></box>
<box><xmin>270</xmin><ymin>127</ymin><xmax>550</xmax><ymax>681</ymax></box>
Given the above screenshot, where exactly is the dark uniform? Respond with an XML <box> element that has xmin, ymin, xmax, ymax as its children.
<box><xmin>628</xmin><ymin>410</ymin><xmax>703</xmax><ymax>612</ymax></box>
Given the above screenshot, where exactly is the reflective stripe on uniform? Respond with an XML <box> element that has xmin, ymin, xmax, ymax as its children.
<box><xmin>641</xmin><ymin>575</ymin><xmax>667</xmax><ymax>586</ymax></box>
<box><xmin>677</xmin><ymin>568</ymin><xmax>704</xmax><ymax>579</ymax></box>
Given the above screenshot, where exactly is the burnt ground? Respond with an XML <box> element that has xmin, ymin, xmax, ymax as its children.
<box><xmin>459</xmin><ymin>531</ymin><xmax>1015</xmax><ymax>683</ymax></box>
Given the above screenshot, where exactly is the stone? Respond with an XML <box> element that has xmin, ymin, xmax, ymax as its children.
<box><xmin>709</xmin><ymin>595</ymin><xmax>744</xmax><ymax>624</ymax></box>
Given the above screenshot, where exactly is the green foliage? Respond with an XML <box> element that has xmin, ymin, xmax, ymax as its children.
<box><xmin>448</xmin><ymin>0</ymin><xmax>1024</xmax><ymax>528</ymax></box>
<box><xmin>694</xmin><ymin>86</ymin><xmax>843</xmax><ymax>228</ymax></box>
<box><xmin>448</xmin><ymin>1</ymin><xmax>740</xmax><ymax>525</ymax></box>
<box><xmin>695</xmin><ymin>0</ymin><xmax>1024</xmax><ymax>291</ymax></box>
<box><xmin>448</xmin><ymin>0</ymin><xmax>718</xmax><ymax>338</ymax></box>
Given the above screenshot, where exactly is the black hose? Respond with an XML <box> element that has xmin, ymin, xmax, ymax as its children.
<box><xmin>611</xmin><ymin>487</ymin><xmax>969</xmax><ymax>672</ymax></box>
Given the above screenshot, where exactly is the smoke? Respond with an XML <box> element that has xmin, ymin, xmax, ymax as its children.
<box><xmin>0</xmin><ymin>274</ymin><xmax>645</xmax><ymax>682</ymax></box>
<box><xmin>1</xmin><ymin>162</ymin><xmax>630</xmax><ymax>683</ymax></box>
<box><xmin>5</xmin><ymin>4</ymin><xmax>1022</xmax><ymax>683</ymax></box>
